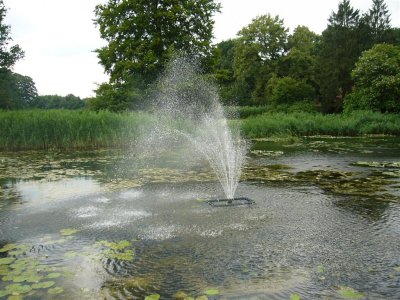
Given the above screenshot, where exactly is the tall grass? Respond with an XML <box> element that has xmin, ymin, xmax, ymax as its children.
<box><xmin>0</xmin><ymin>110</ymin><xmax>154</xmax><ymax>151</ymax></box>
<box><xmin>1</xmin><ymin>110</ymin><xmax>399</xmax><ymax>151</ymax></box>
<box><xmin>239</xmin><ymin>111</ymin><xmax>400</xmax><ymax>138</ymax></box>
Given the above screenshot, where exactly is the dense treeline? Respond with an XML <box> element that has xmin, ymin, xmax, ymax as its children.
<box><xmin>213</xmin><ymin>0</ymin><xmax>400</xmax><ymax>113</ymax></box>
<box><xmin>0</xmin><ymin>0</ymin><xmax>399</xmax><ymax>114</ymax></box>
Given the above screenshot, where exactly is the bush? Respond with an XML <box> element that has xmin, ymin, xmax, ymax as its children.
<box><xmin>267</xmin><ymin>76</ymin><xmax>315</xmax><ymax>105</ymax></box>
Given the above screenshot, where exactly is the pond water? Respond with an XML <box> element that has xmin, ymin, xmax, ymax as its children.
<box><xmin>0</xmin><ymin>137</ymin><xmax>399</xmax><ymax>299</ymax></box>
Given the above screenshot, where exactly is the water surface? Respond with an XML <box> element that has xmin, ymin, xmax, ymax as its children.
<box><xmin>0</xmin><ymin>137</ymin><xmax>399</xmax><ymax>299</ymax></box>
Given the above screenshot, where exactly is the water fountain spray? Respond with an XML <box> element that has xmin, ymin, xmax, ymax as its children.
<box><xmin>147</xmin><ymin>56</ymin><xmax>253</xmax><ymax>206</ymax></box>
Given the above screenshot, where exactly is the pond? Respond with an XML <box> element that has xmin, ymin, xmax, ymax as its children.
<box><xmin>0</xmin><ymin>136</ymin><xmax>399</xmax><ymax>299</ymax></box>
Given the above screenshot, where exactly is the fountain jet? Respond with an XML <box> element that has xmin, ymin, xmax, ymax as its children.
<box><xmin>147</xmin><ymin>56</ymin><xmax>248</xmax><ymax>201</ymax></box>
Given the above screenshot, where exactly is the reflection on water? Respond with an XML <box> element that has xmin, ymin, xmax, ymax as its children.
<box><xmin>0</xmin><ymin>137</ymin><xmax>399</xmax><ymax>299</ymax></box>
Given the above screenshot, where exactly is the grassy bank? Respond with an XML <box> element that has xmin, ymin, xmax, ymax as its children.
<box><xmin>0</xmin><ymin>110</ymin><xmax>153</xmax><ymax>151</ymax></box>
<box><xmin>1</xmin><ymin>110</ymin><xmax>399</xmax><ymax>151</ymax></box>
<box><xmin>239</xmin><ymin>111</ymin><xmax>400</xmax><ymax>138</ymax></box>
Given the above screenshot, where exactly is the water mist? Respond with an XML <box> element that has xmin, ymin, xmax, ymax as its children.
<box><xmin>145</xmin><ymin>57</ymin><xmax>248</xmax><ymax>200</ymax></box>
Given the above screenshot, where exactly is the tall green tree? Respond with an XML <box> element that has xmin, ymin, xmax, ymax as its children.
<box><xmin>344</xmin><ymin>43</ymin><xmax>400</xmax><ymax>112</ymax></box>
<box><xmin>94</xmin><ymin>0</ymin><xmax>220</xmax><ymax>110</ymax></box>
<box><xmin>316</xmin><ymin>0</ymin><xmax>364</xmax><ymax>112</ymax></box>
<box><xmin>233</xmin><ymin>14</ymin><xmax>288</xmax><ymax>105</ymax></box>
<box><xmin>366</xmin><ymin>0</ymin><xmax>391</xmax><ymax>43</ymax></box>
<box><xmin>0</xmin><ymin>0</ymin><xmax>24</xmax><ymax>69</ymax></box>
<box><xmin>212</xmin><ymin>39</ymin><xmax>236</xmax><ymax>103</ymax></box>
<box><xmin>0</xmin><ymin>0</ymin><xmax>28</xmax><ymax>109</ymax></box>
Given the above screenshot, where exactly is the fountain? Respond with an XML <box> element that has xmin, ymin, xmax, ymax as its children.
<box><xmin>144</xmin><ymin>56</ymin><xmax>252</xmax><ymax>205</ymax></box>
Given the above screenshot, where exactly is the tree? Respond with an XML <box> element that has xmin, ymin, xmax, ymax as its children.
<box><xmin>13</xmin><ymin>73</ymin><xmax>38</xmax><ymax>106</ymax></box>
<box><xmin>0</xmin><ymin>70</ymin><xmax>37</xmax><ymax>109</ymax></box>
<box><xmin>0</xmin><ymin>0</ymin><xmax>24</xmax><ymax>69</ymax></box>
<box><xmin>344</xmin><ymin>43</ymin><xmax>400</xmax><ymax>113</ymax></box>
<box><xmin>366</xmin><ymin>0</ymin><xmax>391</xmax><ymax>43</ymax></box>
<box><xmin>212</xmin><ymin>39</ymin><xmax>236</xmax><ymax>103</ymax></box>
<box><xmin>315</xmin><ymin>0</ymin><xmax>364</xmax><ymax>113</ymax></box>
<box><xmin>281</xmin><ymin>26</ymin><xmax>318</xmax><ymax>81</ymax></box>
<box><xmin>95</xmin><ymin>0</ymin><xmax>220</xmax><ymax>86</ymax></box>
<box><xmin>233</xmin><ymin>14</ymin><xmax>288</xmax><ymax>105</ymax></box>
<box><xmin>0</xmin><ymin>0</ymin><xmax>28</xmax><ymax>109</ymax></box>
<box><xmin>266</xmin><ymin>75</ymin><xmax>315</xmax><ymax>106</ymax></box>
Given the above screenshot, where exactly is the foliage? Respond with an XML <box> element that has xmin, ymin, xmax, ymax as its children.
<box><xmin>88</xmin><ymin>77</ymin><xmax>145</xmax><ymax>111</ymax></box>
<box><xmin>0</xmin><ymin>70</ymin><xmax>37</xmax><ymax>109</ymax></box>
<box><xmin>0</xmin><ymin>1</ymin><xmax>38</xmax><ymax>110</ymax></box>
<box><xmin>212</xmin><ymin>39</ymin><xmax>236</xmax><ymax>103</ymax></box>
<box><xmin>233</xmin><ymin>14</ymin><xmax>288</xmax><ymax>104</ymax></box>
<box><xmin>0</xmin><ymin>0</ymin><xmax>24</xmax><ymax>69</ymax></box>
<box><xmin>366</xmin><ymin>0</ymin><xmax>391</xmax><ymax>43</ymax></box>
<box><xmin>344</xmin><ymin>43</ymin><xmax>400</xmax><ymax>113</ymax></box>
<box><xmin>94</xmin><ymin>0</ymin><xmax>220</xmax><ymax>110</ymax></box>
<box><xmin>266</xmin><ymin>75</ymin><xmax>315</xmax><ymax>106</ymax></box>
<box><xmin>31</xmin><ymin>94</ymin><xmax>84</xmax><ymax>109</ymax></box>
<box><xmin>315</xmin><ymin>0</ymin><xmax>364</xmax><ymax>113</ymax></box>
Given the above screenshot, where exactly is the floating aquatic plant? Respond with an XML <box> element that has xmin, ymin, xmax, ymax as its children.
<box><xmin>204</xmin><ymin>288</ymin><xmax>219</xmax><ymax>295</ymax></box>
<box><xmin>96</xmin><ymin>239</ymin><xmax>135</xmax><ymax>262</ymax></box>
<box><xmin>0</xmin><ymin>257</ymin><xmax>15</xmax><ymax>265</ymax></box>
<box><xmin>48</xmin><ymin>286</ymin><xmax>64</xmax><ymax>294</ymax></box>
<box><xmin>338</xmin><ymin>286</ymin><xmax>365</xmax><ymax>299</ymax></box>
<box><xmin>290</xmin><ymin>294</ymin><xmax>301</xmax><ymax>300</ymax></box>
<box><xmin>31</xmin><ymin>281</ymin><xmax>55</xmax><ymax>289</ymax></box>
<box><xmin>145</xmin><ymin>293</ymin><xmax>160</xmax><ymax>300</ymax></box>
<box><xmin>60</xmin><ymin>228</ymin><xmax>79</xmax><ymax>236</ymax></box>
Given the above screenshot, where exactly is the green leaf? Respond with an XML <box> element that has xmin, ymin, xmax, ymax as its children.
<box><xmin>32</xmin><ymin>281</ymin><xmax>55</xmax><ymax>289</ymax></box>
<box><xmin>48</xmin><ymin>287</ymin><xmax>64</xmax><ymax>294</ymax></box>
<box><xmin>338</xmin><ymin>286</ymin><xmax>365</xmax><ymax>299</ymax></box>
<box><xmin>145</xmin><ymin>294</ymin><xmax>160</xmax><ymax>300</ymax></box>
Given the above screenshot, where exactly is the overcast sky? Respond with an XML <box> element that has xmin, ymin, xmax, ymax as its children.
<box><xmin>4</xmin><ymin>0</ymin><xmax>400</xmax><ymax>98</ymax></box>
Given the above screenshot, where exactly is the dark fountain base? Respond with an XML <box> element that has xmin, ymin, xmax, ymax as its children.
<box><xmin>207</xmin><ymin>197</ymin><xmax>255</xmax><ymax>207</ymax></box>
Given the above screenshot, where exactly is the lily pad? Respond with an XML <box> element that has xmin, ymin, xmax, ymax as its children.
<box><xmin>12</xmin><ymin>274</ymin><xmax>42</xmax><ymax>283</ymax></box>
<box><xmin>60</xmin><ymin>229</ymin><xmax>79</xmax><ymax>236</ymax></box>
<box><xmin>8</xmin><ymin>295</ymin><xmax>24</xmax><ymax>300</ymax></box>
<box><xmin>104</xmin><ymin>249</ymin><xmax>134</xmax><ymax>261</ymax></box>
<box><xmin>0</xmin><ymin>244</ymin><xmax>18</xmax><ymax>253</ymax></box>
<box><xmin>195</xmin><ymin>296</ymin><xmax>208</xmax><ymax>300</ymax></box>
<box><xmin>32</xmin><ymin>281</ymin><xmax>55</xmax><ymax>289</ymax></box>
<box><xmin>291</xmin><ymin>293</ymin><xmax>301</xmax><ymax>300</ymax></box>
<box><xmin>145</xmin><ymin>294</ymin><xmax>160</xmax><ymax>300</ymax></box>
<box><xmin>0</xmin><ymin>257</ymin><xmax>15</xmax><ymax>265</ymax></box>
<box><xmin>338</xmin><ymin>286</ymin><xmax>365</xmax><ymax>299</ymax></box>
<box><xmin>48</xmin><ymin>286</ymin><xmax>64</xmax><ymax>295</ymax></box>
<box><xmin>173</xmin><ymin>291</ymin><xmax>188</xmax><ymax>299</ymax></box>
<box><xmin>5</xmin><ymin>283</ymin><xmax>32</xmax><ymax>294</ymax></box>
<box><xmin>0</xmin><ymin>289</ymin><xmax>10</xmax><ymax>297</ymax></box>
<box><xmin>46</xmin><ymin>272</ymin><xmax>62</xmax><ymax>279</ymax></box>
<box><xmin>97</xmin><ymin>240</ymin><xmax>131</xmax><ymax>250</ymax></box>
<box><xmin>204</xmin><ymin>289</ymin><xmax>219</xmax><ymax>296</ymax></box>
<box><xmin>395</xmin><ymin>266</ymin><xmax>400</xmax><ymax>272</ymax></box>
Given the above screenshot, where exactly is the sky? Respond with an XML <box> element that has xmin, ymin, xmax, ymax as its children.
<box><xmin>4</xmin><ymin>0</ymin><xmax>400</xmax><ymax>98</ymax></box>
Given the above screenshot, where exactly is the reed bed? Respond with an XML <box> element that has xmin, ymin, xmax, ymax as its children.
<box><xmin>0</xmin><ymin>110</ymin><xmax>154</xmax><ymax>151</ymax></box>
<box><xmin>240</xmin><ymin>111</ymin><xmax>400</xmax><ymax>138</ymax></box>
<box><xmin>1</xmin><ymin>110</ymin><xmax>399</xmax><ymax>151</ymax></box>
